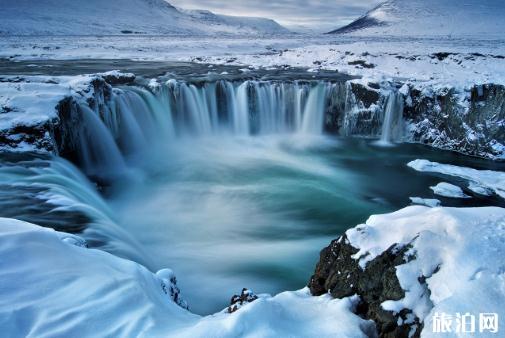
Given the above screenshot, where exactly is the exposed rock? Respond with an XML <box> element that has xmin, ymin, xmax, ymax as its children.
<box><xmin>324</xmin><ymin>82</ymin><xmax>347</xmax><ymax>133</ymax></box>
<box><xmin>348</xmin><ymin>60</ymin><xmax>376</xmax><ymax>69</ymax></box>
<box><xmin>404</xmin><ymin>83</ymin><xmax>505</xmax><ymax>159</ymax></box>
<box><xmin>338</xmin><ymin>80</ymin><xmax>505</xmax><ymax>159</ymax></box>
<box><xmin>0</xmin><ymin>120</ymin><xmax>58</xmax><ymax>152</ymax></box>
<box><xmin>227</xmin><ymin>288</ymin><xmax>258</xmax><ymax>314</ymax></box>
<box><xmin>349</xmin><ymin>82</ymin><xmax>380</xmax><ymax>108</ymax></box>
<box><xmin>340</xmin><ymin>82</ymin><xmax>384</xmax><ymax>137</ymax></box>
<box><xmin>309</xmin><ymin>235</ymin><xmax>423</xmax><ymax>338</ymax></box>
<box><xmin>100</xmin><ymin>72</ymin><xmax>136</xmax><ymax>85</ymax></box>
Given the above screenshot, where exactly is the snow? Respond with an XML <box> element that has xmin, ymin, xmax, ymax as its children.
<box><xmin>345</xmin><ymin>206</ymin><xmax>505</xmax><ymax>335</ymax></box>
<box><xmin>329</xmin><ymin>0</ymin><xmax>505</xmax><ymax>38</ymax></box>
<box><xmin>0</xmin><ymin>0</ymin><xmax>289</xmax><ymax>36</ymax></box>
<box><xmin>0</xmin><ymin>217</ymin><xmax>196</xmax><ymax>337</ymax></box>
<box><xmin>177</xmin><ymin>292</ymin><xmax>375</xmax><ymax>338</ymax></box>
<box><xmin>409</xmin><ymin>197</ymin><xmax>441</xmax><ymax>207</ymax></box>
<box><xmin>0</xmin><ymin>217</ymin><xmax>375</xmax><ymax>338</ymax></box>
<box><xmin>0</xmin><ymin>75</ymin><xmax>94</xmax><ymax>132</ymax></box>
<box><xmin>408</xmin><ymin>159</ymin><xmax>505</xmax><ymax>199</ymax></box>
<box><xmin>1</xmin><ymin>35</ymin><xmax>503</xmax><ymax>90</ymax></box>
<box><xmin>430</xmin><ymin>182</ymin><xmax>471</xmax><ymax>199</ymax></box>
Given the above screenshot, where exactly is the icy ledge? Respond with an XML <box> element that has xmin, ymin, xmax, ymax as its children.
<box><xmin>0</xmin><ymin>218</ymin><xmax>374</xmax><ymax>338</ymax></box>
<box><xmin>309</xmin><ymin>206</ymin><xmax>505</xmax><ymax>337</ymax></box>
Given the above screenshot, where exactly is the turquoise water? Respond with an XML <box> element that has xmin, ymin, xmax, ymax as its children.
<box><xmin>106</xmin><ymin>135</ymin><xmax>504</xmax><ymax>314</ymax></box>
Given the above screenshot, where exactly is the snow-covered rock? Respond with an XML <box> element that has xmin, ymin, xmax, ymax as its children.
<box><xmin>0</xmin><ymin>0</ymin><xmax>289</xmax><ymax>36</ymax></box>
<box><xmin>329</xmin><ymin>0</ymin><xmax>505</xmax><ymax>38</ymax></box>
<box><xmin>403</xmin><ymin>84</ymin><xmax>505</xmax><ymax>160</ymax></box>
<box><xmin>310</xmin><ymin>206</ymin><xmax>505</xmax><ymax>337</ymax></box>
<box><xmin>430</xmin><ymin>182</ymin><xmax>471</xmax><ymax>199</ymax></box>
<box><xmin>408</xmin><ymin>159</ymin><xmax>505</xmax><ymax>199</ymax></box>
<box><xmin>0</xmin><ymin>75</ymin><xmax>97</xmax><ymax>152</ymax></box>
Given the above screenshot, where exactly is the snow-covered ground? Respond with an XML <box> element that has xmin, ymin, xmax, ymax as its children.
<box><xmin>0</xmin><ymin>75</ymin><xmax>93</xmax><ymax>131</ymax></box>
<box><xmin>1</xmin><ymin>35</ymin><xmax>503</xmax><ymax>89</ymax></box>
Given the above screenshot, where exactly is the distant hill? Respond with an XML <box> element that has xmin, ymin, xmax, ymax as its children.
<box><xmin>328</xmin><ymin>0</ymin><xmax>505</xmax><ymax>37</ymax></box>
<box><xmin>177</xmin><ymin>8</ymin><xmax>290</xmax><ymax>35</ymax></box>
<box><xmin>0</xmin><ymin>0</ymin><xmax>290</xmax><ymax>36</ymax></box>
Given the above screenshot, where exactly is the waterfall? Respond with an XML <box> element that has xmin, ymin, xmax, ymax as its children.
<box><xmin>0</xmin><ymin>154</ymin><xmax>154</xmax><ymax>268</ymax></box>
<box><xmin>67</xmin><ymin>79</ymin><xmax>341</xmax><ymax>174</ymax></box>
<box><xmin>379</xmin><ymin>91</ymin><xmax>404</xmax><ymax>145</ymax></box>
<box><xmin>234</xmin><ymin>81</ymin><xmax>250</xmax><ymax>134</ymax></box>
<box><xmin>76</xmin><ymin>104</ymin><xmax>126</xmax><ymax>177</ymax></box>
<box><xmin>300</xmin><ymin>83</ymin><xmax>329</xmax><ymax>134</ymax></box>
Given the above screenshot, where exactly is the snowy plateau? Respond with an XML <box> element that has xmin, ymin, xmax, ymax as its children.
<box><xmin>0</xmin><ymin>0</ymin><xmax>505</xmax><ymax>337</ymax></box>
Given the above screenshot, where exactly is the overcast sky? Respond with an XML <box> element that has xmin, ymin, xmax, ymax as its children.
<box><xmin>169</xmin><ymin>0</ymin><xmax>383</xmax><ymax>32</ymax></box>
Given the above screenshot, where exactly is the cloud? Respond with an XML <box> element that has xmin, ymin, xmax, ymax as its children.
<box><xmin>168</xmin><ymin>0</ymin><xmax>383</xmax><ymax>32</ymax></box>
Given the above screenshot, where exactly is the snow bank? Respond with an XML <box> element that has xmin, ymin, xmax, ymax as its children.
<box><xmin>346</xmin><ymin>206</ymin><xmax>505</xmax><ymax>335</ymax></box>
<box><xmin>408</xmin><ymin>159</ymin><xmax>505</xmax><ymax>198</ymax></box>
<box><xmin>0</xmin><ymin>218</ymin><xmax>373</xmax><ymax>337</ymax></box>
<box><xmin>0</xmin><ymin>217</ymin><xmax>196</xmax><ymax>337</ymax></box>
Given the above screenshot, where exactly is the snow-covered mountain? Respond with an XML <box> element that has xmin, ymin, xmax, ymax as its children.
<box><xmin>329</xmin><ymin>0</ymin><xmax>505</xmax><ymax>37</ymax></box>
<box><xmin>177</xmin><ymin>8</ymin><xmax>290</xmax><ymax>35</ymax></box>
<box><xmin>0</xmin><ymin>0</ymin><xmax>289</xmax><ymax>36</ymax></box>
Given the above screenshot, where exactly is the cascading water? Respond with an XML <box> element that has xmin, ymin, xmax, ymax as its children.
<box><xmin>300</xmin><ymin>82</ymin><xmax>329</xmax><ymax>134</ymax></box>
<box><xmin>378</xmin><ymin>91</ymin><xmax>405</xmax><ymax>145</ymax></box>
<box><xmin>4</xmin><ymin>74</ymin><xmax>501</xmax><ymax>316</ymax></box>
<box><xmin>68</xmin><ymin>79</ymin><xmax>342</xmax><ymax>174</ymax></box>
<box><xmin>0</xmin><ymin>154</ymin><xmax>153</xmax><ymax>268</ymax></box>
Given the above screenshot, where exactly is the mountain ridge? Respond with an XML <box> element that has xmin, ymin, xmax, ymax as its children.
<box><xmin>328</xmin><ymin>0</ymin><xmax>505</xmax><ymax>37</ymax></box>
<box><xmin>0</xmin><ymin>0</ymin><xmax>290</xmax><ymax>36</ymax></box>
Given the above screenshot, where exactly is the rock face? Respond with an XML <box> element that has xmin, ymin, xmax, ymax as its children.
<box><xmin>404</xmin><ymin>84</ymin><xmax>505</xmax><ymax>159</ymax></box>
<box><xmin>340</xmin><ymin>81</ymin><xmax>384</xmax><ymax>138</ymax></box>
<box><xmin>340</xmin><ymin>81</ymin><xmax>505</xmax><ymax>159</ymax></box>
<box><xmin>308</xmin><ymin>235</ymin><xmax>423</xmax><ymax>338</ymax></box>
<box><xmin>227</xmin><ymin>288</ymin><xmax>258</xmax><ymax>314</ymax></box>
